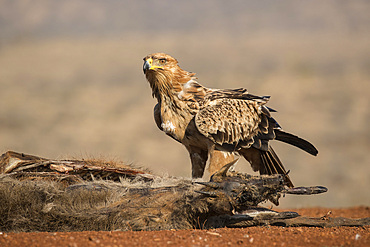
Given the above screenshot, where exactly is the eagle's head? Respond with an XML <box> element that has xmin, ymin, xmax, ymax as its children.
<box><xmin>143</xmin><ymin>53</ymin><xmax>179</xmax><ymax>74</ymax></box>
<box><xmin>143</xmin><ymin>53</ymin><xmax>195</xmax><ymax>99</ymax></box>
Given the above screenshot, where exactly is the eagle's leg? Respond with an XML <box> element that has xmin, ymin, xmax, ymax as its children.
<box><xmin>188</xmin><ymin>147</ymin><xmax>208</xmax><ymax>178</ymax></box>
<box><xmin>208</xmin><ymin>150</ymin><xmax>235</xmax><ymax>176</ymax></box>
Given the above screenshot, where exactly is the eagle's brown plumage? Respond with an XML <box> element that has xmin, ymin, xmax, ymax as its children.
<box><xmin>143</xmin><ymin>53</ymin><xmax>318</xmax><ymax>187</ymax></box>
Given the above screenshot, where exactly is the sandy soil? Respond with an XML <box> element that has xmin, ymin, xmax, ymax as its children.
<box><xmin>1</xmin><ymin>207</ymin><xmax>368</xmax><ymax>247</ymax></box>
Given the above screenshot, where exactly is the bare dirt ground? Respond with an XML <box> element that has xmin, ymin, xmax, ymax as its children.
<box><xmin>1</xmin><ymin>207</ymin><xmax>368</xmax><ymax>247</ymax></box>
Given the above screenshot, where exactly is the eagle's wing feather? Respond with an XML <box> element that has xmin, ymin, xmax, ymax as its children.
<box><xmin>154</xmin><ymin>103</ymin><xmax>182</xmax><ymax>143</ymax></box>
<box><xmin>195</xmin><ymin>92</ymin><xmax>271</xmax><ymax>150</ymax></box>
<box><xmin>153</xmin><ymin>103</ymin><xmax>163</xmax><ymax>131</ymax></box>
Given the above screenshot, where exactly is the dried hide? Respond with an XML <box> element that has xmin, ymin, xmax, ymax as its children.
<box><xmin>0</xmin><ymin>151</ymin><xmax>367</xmax><ymax>232</ymax></box>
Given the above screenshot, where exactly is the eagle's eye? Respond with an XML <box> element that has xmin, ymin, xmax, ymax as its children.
<box><xmin>158</xmin><ymin>59</ymin><xmax>166</xmax><ymax>65</ymax></box>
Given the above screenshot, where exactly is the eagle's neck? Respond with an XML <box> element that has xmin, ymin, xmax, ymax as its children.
<box><xmin>146</xmin><ymin>72</ymin><xmax>174</xmax><ymax>101</ymax></box>
<box><xmin>146</xmin><ymin>67</ymin><xmax>199</xmax><ymax>104</ymax></box>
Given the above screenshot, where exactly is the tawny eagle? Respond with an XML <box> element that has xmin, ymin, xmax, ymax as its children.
<box><xmin>143</xmin><ymin>53</ymin><xmax>318</xmax><ymax>187</ymax></box>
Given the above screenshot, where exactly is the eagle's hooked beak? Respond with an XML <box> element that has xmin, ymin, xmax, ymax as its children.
<box><xmin>143</xmin><ymin>60</ymin><xmax>151</xmax><ymax>73</ymax></box>
<box><xmin>143</xmin><ymin>58</ymin><xmax>163</xmax><ymax>73</ymax></box>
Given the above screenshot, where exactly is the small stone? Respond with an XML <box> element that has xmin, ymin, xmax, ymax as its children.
<box><xmin>206</xmin><ymin>231</ymin><xmax>221</xmax><ymax>237</ymax></box>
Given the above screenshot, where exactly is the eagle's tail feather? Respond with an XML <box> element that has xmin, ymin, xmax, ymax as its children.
<box><xmin>260</xmin><ymin>146</ymin><xmax>294</xmax><ymax>188</ymax></box>
<box><xmin>275</xmin><ymin>129</ymin><xmax>318</xmax><ymax>156</ymax></box>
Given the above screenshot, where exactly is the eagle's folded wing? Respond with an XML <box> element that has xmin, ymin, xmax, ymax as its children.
<box><xmin>195</xmin><ymin>96</ymin><xmax>272</xmax><ymax>151</ymax></box>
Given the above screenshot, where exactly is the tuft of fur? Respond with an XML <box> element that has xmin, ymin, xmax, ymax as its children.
<box><xmin>0</xmin><ymin>175</ymin><xmax>195</xmax><ymax>232</ymax></box>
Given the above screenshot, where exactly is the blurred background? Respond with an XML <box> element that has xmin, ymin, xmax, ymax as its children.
<box><xmin>0</xmin><ymin>0</ymin><xmax>369</xmax><ymax>208</ymax></box>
